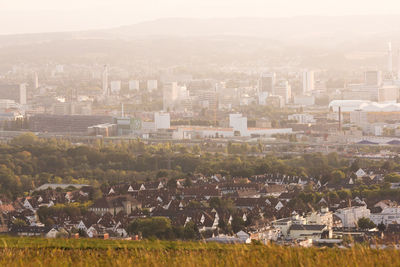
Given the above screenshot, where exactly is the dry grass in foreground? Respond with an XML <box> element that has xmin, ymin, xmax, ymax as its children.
<box><xmin>0</xmin><ymin>236</ymin><xmax>398</xmax><ymax>267</ymax></box>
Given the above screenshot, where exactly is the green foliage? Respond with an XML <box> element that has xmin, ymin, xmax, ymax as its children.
<box><xmin>37</xmin><ymin>203</ymin><xmax>89</xmax><ymax>223</ymax></box>
<box><xmin>231</xmin><ymin>215</ymin><xmax>245</xmax><ymax>233</ymax></box>
<box><xmin>357</xmin><ymin>217</ymin><xmax>376</xmax><ymax>230</ymax></box>
<box><xmin>12</xmin><ymin>218</ymin><xmax>27</xmax><ymax>226</ymax></box>
<box><xmin>384</xmin><ymin>173</ymin><xmax>400</xmax><ymax>183</ymax></box>
<box><xmin>183</xmin><ymin>221</ymin><xmax>200</xmax><ymax>240</ymax></box>
<box><xmin>10</xmin><ymin>132</ymin><xmax>39</xmax><ymax>147</ymax></box>
<box><xmin>127</xmin><ymin>217</ymin><xmax>174</xmax><ymax>239</ymax></box>
<box><xmin>209</xmin><ymin>197</ymin><xmax>234</xmax><ymax>212</ymax></box>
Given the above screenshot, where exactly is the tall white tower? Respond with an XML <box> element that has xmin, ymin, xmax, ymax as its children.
<box><xmin>102</xmin><ymin>65</ymin><xmax>109</xmax><ymax>96</ymax></box>
<box><xmin>397</xmin><ymin>48</ymin><xmax>400</xmax><ymax>80</ymax></box>
<box><xmin>388</xmin><ymin>42</ymin><xmax>393</xmax><ymax>75</ymax></box>
<box><xmin>302</xmin><ymin>70</ymin><xmax>315</xmax><ymax>94</ymax></box>
<box><xmin>33</xmin><ymin>72</ymin><xmax>39</xmax><ymax>89</ymax></box>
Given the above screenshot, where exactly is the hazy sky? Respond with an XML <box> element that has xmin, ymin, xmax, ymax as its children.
<box><xmin>1</xmin><ymin>0</ymin><xmax>400</xmax><ymax>34</ymax></box>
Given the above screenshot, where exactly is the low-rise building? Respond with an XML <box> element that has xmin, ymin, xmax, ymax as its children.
<box><xmin>334</xmin><ymin>206</ymin><xmax>370</xmax><ymax>228</ymax></box>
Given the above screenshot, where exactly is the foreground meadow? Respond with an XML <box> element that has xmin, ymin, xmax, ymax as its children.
<box><xmin>0</xmin><ymin>236</ymin><xmax>398</xmax><ymax>267</ymax></box>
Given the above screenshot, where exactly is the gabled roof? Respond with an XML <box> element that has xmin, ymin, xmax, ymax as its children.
<box><xmin>91</xmin><ymin>195</ymin><xmax>140</xmax><ymax>209</ymax></box>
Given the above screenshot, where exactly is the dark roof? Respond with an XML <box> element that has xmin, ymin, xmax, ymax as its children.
<box><xmin>357</xmin><ymin>140</ymin><xmax>378</xmax><ymax>145</ymax></box>
<box><xmin>387</xmin><ymin>140</ymin><xmax>400</xmax><ymax>145</ymax></box>
<box><xmin>290</xmin><ymin>224</ymin><xmax>326</xmax><ymax>231</ymax></box>
<box><xmin>91</xmin><ymin>195</ymin><xmax>139</xmax><ymax>209</ymax></box>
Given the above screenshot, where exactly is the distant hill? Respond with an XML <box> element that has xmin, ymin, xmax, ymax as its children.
<box><xmin>1</xmin><ymin>15</ymin><xmax>400</xmax><ymax>47</ymax></box>
<box><xmin>0</xmin><ymin>16</ymin><xmax>399</xmax><ymax>70</ymax></box>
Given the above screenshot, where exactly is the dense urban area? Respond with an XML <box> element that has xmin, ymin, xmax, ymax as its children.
<box><xmin>2</xmin><ymin>17</ymin><xmax>400</xmax><ymax>249</ymax></box>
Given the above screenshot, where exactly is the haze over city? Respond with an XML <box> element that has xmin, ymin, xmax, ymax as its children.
<box><xmin>3</xmin><ymin>1</ymin><xmax>400</xmax><ymax>265</ymax></box>
<box><xmin>1</xmin><ymin>0</ymin><xmax>400</xmax><ymax>34</ymax></box>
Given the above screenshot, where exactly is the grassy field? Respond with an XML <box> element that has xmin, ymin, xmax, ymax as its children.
<box><xmin>0</xmin><ymin>236</ymin><xmax>399</xmax><ymax>267</ymax></box>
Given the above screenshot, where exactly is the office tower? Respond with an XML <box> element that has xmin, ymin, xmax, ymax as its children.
<box><xmin>102</xmin><ymin>65</ymin><xmax>109</xmax><ymax>96</ymax></box>
<box><xmin>398</xmin><ymin>48</ymin><xmax>400</xmax><ymax>80</ymax></box>
<box><xmin>274</xmin><ymin>80</ymin><xmax>292</xmax><ymax>104</ymax></box>
<box><xmin>33</xmin><ymin>72</ymin><xmax>39</xmax><ymax>89</ymax></box>
<box><xmin>110</xmin><ymin>80</ymin><xmax>121</xmax><ymax>93</ymax></box>
<box><xmin>129</xmin><ymin>80</ymin><xmax>140</xmax><ymax>91</ymax></box>
<box><xmin>0</xmin><ymin>83</ymin><xmax>26</xmax><ymax>105</ymax></box>
<box><xmin>19</xmin><ymin>84</ymin><xmax>27</xmax><ymax>105</ymax></box>
<box><xmin>163</xmin><ymin>82</ymin><xmax>179</xmax><ymax>111</ymax></box>
<box><xmin>388</xmin><ymin>42</ymin><xmax>393</xmax><ymax>74</ymax></box>
<box><xmin>259</xmin><ymin>72</ymin><xmax>276</xmax><ymax>94</ymax></box>
<box><xmin>364</xmin><ymin>71</ymin><xmax>382</xmax><ymax>86</ymax></box>
<box><xmin>379</xmin><ymin>85</ymin><xmax>399</xmax><ymax>102</ymax></box>
<box><xmin>147</xmin><ymin>80</ymin><xmax>158</xmax><ymax>91</ymax></box>
<box><xmin>302</xmin><ymin>70</ymin><xmax>315</xmax><ymax>93</ymax></box>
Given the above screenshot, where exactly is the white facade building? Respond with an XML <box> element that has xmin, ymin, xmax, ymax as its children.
<box><xmin>370</xmin><ymin>207</ymin><xmax>400</xmax><ymax>225</ymax></box>
<box><xmin>334</xmin><ymin>206</ymin><xmax>370</xmax><ymax>228</ymax></box>
<box><xmin>110</xmin><ymin>81</ymin><xmax>121</xmax><ymax>93</ymax></box>
<box><xmin>229</xmin><ymin>114</ymin><xmax>248</xmax><ymax>136</ymax></box>
<box><xmin>102</xmin><ymin>65</ymin><xmax>109</xmax><ymax>96</ymax></box>
<box><xmin>129</xmin><ymin>80</ymin><xmax>140</xmax><ymax>91</ymax></box>
<box><xmin>163</xmin><ymin>82</ymin><xmax>179</xmax><ymax>111</ymax></box>
<box><xmin>364</xmin><ymin>71</ymin><xmax>382</xmax><ymax>86</ymax></box>
<box><xmin>154</xmin><ymin>112</ymin><xmax>170</xmax><ymax>130</ymax></box>
<box><xmin>258</xmin><ymin>91</ymin><xmax>269</xmax><ymax>105</ymax></box>
<box><xmin>288</xmin><ymin>114</ymin><xmax>315</xmax><ymax>124</ymax></box>
<box><xmin>379</xmin><ymin>85</ymin><xmax>399</xmax><ymax>102</ymax></box>
<box><xmin>350</xmin><ymin>110</ymin><xmax>368</xmax><ymax>126</ymax></box>
<box><xmin>147</xmin><ymin>80</ymin><xmax>158</xmax><ymax>91</ymax></box>
<box><xmin>303</xmin><ymin>70</ymin><xmax>315</xmax><ymax>93</ymax></box>
<box><xmin>19</xmin><ymin>84</ymin><xmax>27</xmax><ymax>105</ymax></box>
<box><xmin>274</xmin><ymin>80</ymin><xmax>292</xmax><ymax>104</ymax></box>
<box><xmin>294</xmin><ymin>95</ymin><xmax>315</xmax><ymax>106</ymax></box>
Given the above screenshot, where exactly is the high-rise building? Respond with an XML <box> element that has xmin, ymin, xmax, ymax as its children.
<box><xmin>129</xmin><ymin>80</ymin><xmax>140</xmax><ymax>91</ymax></box>
<box><xmin>398</xmin><ymin>48</ymin><xmax>400</xmax><ymax>80</ymax></box>
<box><xmin>364</xmin><ymin>71</ymin><xmax>382</xmax><ymax>86</ymax></box>
<box><xmin>388</xmin><ymin>42</ymin><xmax>393</xmax><ymax>75</ymax></box>
<box><xmin>102</xmin><ymin>65</ymin><xmax>109</xmax><ymax>96</ymax></box>
<box><xmin>274</xmin><ymin>80</ymin><xmax>292</xmax><ymax>104</ymax></box>
<box><xmin>110</xmin><ymin>80</ymin><xmax>121</xmax><ymax>93</ymax></box>
<box><xmin>302</xmin><ymin>70</ymin><xmax>315</xmax><ymax>93</ymax></box>
<box><xmin>0</xmin><ymin>83</ymin><xmax>26</xmax><ymax>105</ymax></box>
<box><xmin>55</xmin><ymin>65</ymin><xmax>64</xmax><ymax>73</ymax></box>
<box><xmin>19</xmin><ymin>84</ymin><xmax>26</xmax><ymax>105</ymax></box>
<box><xmin>259</xmin><ymin>73</ymin><xmax>276</xmax><ymax>94</ymax></box>
<box><xmin>379</xmin><ymin>85</ymin><xmax>399</xmax><ymax>102</ymax></box>
<box><xmin>33</xmin><ymin>72</ymin><xmax>39</xmax><ymax>89</ymax></box>
<box><xmin>147</xmin><ymin>80</ymin><xmax>158</xmax><ymax>91</ymax></box>
<box><xmin>163</xmin><ymin>82</ymin><xmax>179</xmax><ymax>111</ymax></box>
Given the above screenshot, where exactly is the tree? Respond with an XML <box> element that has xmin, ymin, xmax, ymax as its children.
<box><xmin>13</xmin><ymin>218</ymin><xmax>27</xmax><ymax>226</ymax></box>
<box><xmin>357</xmin><ymin>217</ymin><xmax>376</xmax><ymax>230</ymax></box>
<box><xmin>331</xmin><ymin>170</ymin><xmax>345</xmax><ymax>183</ymax></box>
<box><xmin>127</xmin><ymin>217</ymin><xmax>174</xmax><ymax>239</ymax></box>
<box><xmin>183</xmin><ymin>221</ymin><xmax>200</xmax><ymax>240</ymax></box>
<box><xmin>44</xmin><ymin>218</ymin><xmax>55</xmax><ymax>227</ymax></box>
<box><xmin>231</xmin><ymin>215</ymin><xmax>245</xmax><ymax>233</ymax></box>
<box><xmin>384</xmin><ymin>173</ymin><xmax>400</xmax><ymax>183</ymax></box>
<box><xmin>10</xmin><ymin>132</ymin><xmax>39</xmax><ymax>146</ymax></box>
<box><xmin>377</xmin><ymin>222</ymin><xmax>386</xmax><ymax>232</ymax></box>
<box><xmin>167</xmin><ymin>178</ymin><xmax>177</xmax><ymax>189</ymax></box>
